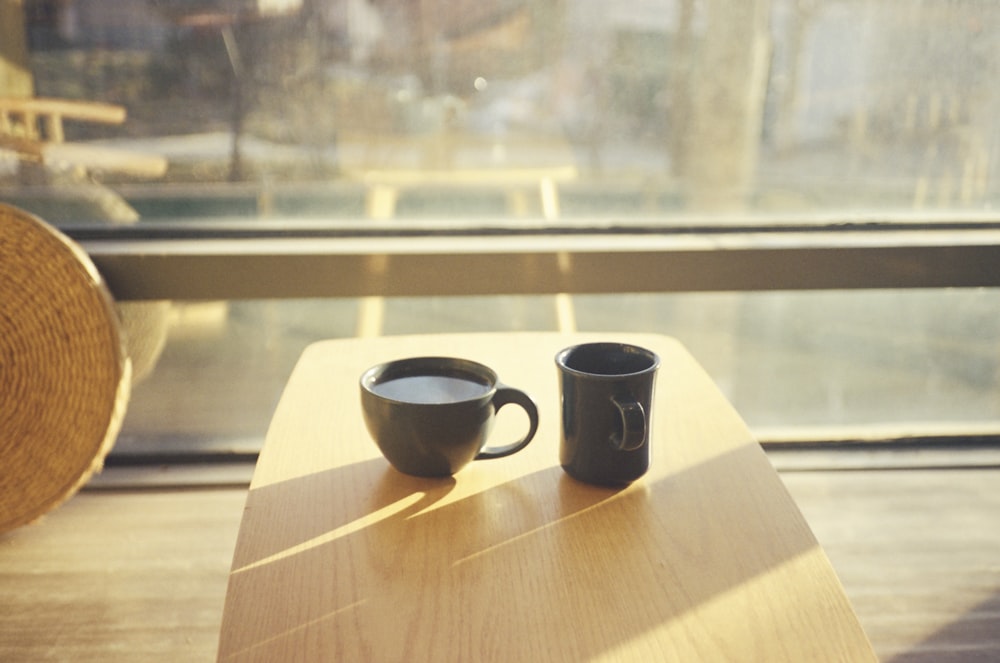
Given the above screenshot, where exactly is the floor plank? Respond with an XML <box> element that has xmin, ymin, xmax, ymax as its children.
<box><xmin>0</xmin><ymin>489</ymin><xmax>245</xmax><ymax>663</ymax></box>
<box><xmin>782</xmin><ymin>468</ymin><xmax>1000</xmax><ymax>663</ymax></box>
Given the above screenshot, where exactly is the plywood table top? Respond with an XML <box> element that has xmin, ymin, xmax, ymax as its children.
<box><xmin>217</xmin><ymin>332</ymin><xmax>876</xmax><ymax>662</ymax></box>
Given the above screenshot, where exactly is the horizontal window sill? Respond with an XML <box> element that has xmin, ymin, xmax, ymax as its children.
<box><xmin>69</xmin><ymin>216</ymin><xmax>1000</xmax><ymax>300</ymax></box>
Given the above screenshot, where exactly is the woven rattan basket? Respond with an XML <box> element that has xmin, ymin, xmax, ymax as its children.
<box><xmin>0</xmin><ymin>203</ymin><xmax>131</xmax><ymax>533</ymax></box>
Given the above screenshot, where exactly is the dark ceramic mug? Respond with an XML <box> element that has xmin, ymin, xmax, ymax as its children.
<box><xmin>556</xmin><ymin>342</ymin><xmax>660</xmax><ymax>486</ymax></box>
<box><xmin>360</xmin><ymin>356</ymin><xmax>539</xmax><ymax>477</ymax></box>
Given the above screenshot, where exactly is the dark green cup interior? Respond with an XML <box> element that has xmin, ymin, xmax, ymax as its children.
<box><xmin>558</xmin><ymin>342</ymin><xmax>659</xmax><ymax>377</ymax></box>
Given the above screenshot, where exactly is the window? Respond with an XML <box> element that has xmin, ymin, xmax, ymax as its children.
<box><xmin>2</xmin><ymin>0</ymin><xmax>998</xmax><ymax>461</ymax></box>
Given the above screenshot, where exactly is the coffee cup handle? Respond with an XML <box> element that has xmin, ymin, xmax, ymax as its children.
<box><xmin>475</xmin><ymin>386</ymin><xmax>540</xmax><ymax>460</ymax></box>
<box><xmin>611</xmin><ymin>395</ymin><xmax>646</xmax><ymax>451</ymax></box>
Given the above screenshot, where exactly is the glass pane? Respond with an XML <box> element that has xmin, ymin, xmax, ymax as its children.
<box><xmin>3</xmin><ymin>1</ymin><xmax>999</xmax><ymax>453</ymax></box>
<box><xmin>113</xmin><ymin>289</ymin><xmax>1000</xmax><ymax>457</ymax></box>
<box><xmin>1</xmin><ymin>0</ymin><xmax>996</xmax><ymax>221</ymax></box>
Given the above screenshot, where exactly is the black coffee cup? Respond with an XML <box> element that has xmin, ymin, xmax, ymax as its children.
<box><xmin>360</xmin><ymin>356</ymin><xmax>539</xmax><ymax>477</ymax></box>
<box><xmin>555</xmin><ymin>342</ymin><xmax>660</xmax><ymax>486</ymax></box>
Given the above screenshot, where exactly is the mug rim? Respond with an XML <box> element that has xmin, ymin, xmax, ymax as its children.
<box><xmin>360</xmin><ymin>356</ymin><xmax>498</xmax><ymax>404</ymax></box>
<box><xmin>555</xmin><ymin>342</ymin><xmax>660</xmax><ymax>378</ymax></box>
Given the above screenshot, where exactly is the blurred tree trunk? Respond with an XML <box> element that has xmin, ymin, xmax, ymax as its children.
<box><xmin>676</xmin><ymin>0</ymin><xmax>772</xmax><ymax>211</ymax></box>
<box><xmin>771</xmin><ymin>1</ymin><xmax>817</xmax><ymax>153</ymax></box>
<box><xmin>669</xmin><ymin>0</ymin><xmax>695</xmax><ymax>178</ymax></box>
<box><xmin>0</xmin><ymin>0</ymin><xmax>34</xmax><ymax>97</ymax></box>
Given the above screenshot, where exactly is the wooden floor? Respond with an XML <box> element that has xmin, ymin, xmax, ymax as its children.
<box><xmin>1</xmin><ymin>465</ymin><xmax>997</xmax><ymax>662</ymax></box>
<box><xmin>783</xmin><ymin>468</ymin><xmax>1000</xmax><ymax>663</ymax></box>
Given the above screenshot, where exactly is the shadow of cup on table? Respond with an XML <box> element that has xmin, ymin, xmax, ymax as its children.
<box><xmin>220</xmin><ymin>462</ymin><xmax>621</xmax><ymax>658</ymax></box>
<box><xmin>229</xmin><ymin>355</ymin><xmax>539</xmax><ymax>583</ymax></box>
<box><xmin>223</xmin><ymin>442</ymin><xmax>828</xmax><ymax>662</ymax></box>
<box><xmin>229</xmin><ymin>457</ymin><xmax>458</xmax><ymax>573</ymax></box>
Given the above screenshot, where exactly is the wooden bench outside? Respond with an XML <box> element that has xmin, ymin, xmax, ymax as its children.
<box><xmin>0</xmin><ymin>97</ymin><xmax>167</xmax><ymax>179</ymax></box>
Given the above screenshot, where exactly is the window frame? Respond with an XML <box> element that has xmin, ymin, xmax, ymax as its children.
<box><xmin>70</xmin><ymin>214</ymin><xmax>1000</xmax><ymax>300</ymax></box>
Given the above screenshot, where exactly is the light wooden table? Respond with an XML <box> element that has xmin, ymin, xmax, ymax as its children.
<box><xmin>217</xmin><ymin>333</ymin><xmax>876</xmax><ymax>662</ymax></box>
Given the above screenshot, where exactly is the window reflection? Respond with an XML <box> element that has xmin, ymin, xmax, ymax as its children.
<box><xmin>2</xmin><ymin>1</ymin><xmax>999</xmax><ymax>452</ymax></box>
<box><xmin>1</xmin><ymin>0</ymin><xmax>994</xmax><ymax>216</ymax></box>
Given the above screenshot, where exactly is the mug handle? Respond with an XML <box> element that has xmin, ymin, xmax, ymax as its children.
<box><xmin>611</xmin><ymin>395</ymin><xmax>647</xmax><ymax>451</ymax></box>
<box><xmin>475</xmin><ymin>385</ymin><xmax>540</xmax><ymax>460</ymax></box>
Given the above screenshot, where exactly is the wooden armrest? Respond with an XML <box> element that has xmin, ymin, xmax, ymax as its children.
<box><xmin>0</xmin><ymin>98</ymin><xmax>127</xmax><ymax>144</ymax></box>
<box><xmin>0</xmin><ymin>98</ymin><xmax>126</xmax><ymax>125</ymax></box>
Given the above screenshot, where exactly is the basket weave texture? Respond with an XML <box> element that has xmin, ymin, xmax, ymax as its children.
<box><xmin>0</xmin><ymin>203</ymin><xmax>130</xmax><ymax>533</ymax></box>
